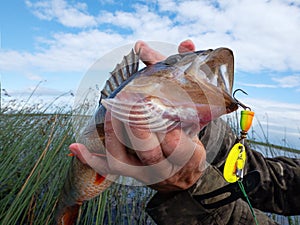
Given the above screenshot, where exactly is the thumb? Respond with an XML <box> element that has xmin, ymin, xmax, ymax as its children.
<box><xmin>69</xmin><ymin>143</ymin><xmax>89</xmax><ymax>164</ymax></box>
<box><xmin>69</xmin><ymin>143</ymin><xmax>109</xmax><ymax>175</ymax></box>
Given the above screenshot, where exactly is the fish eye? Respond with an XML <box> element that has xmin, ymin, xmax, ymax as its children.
<box><xmin>163</xmin><ymin>54</ymin><xmax>182</xmax><ymax>65</ymax></box>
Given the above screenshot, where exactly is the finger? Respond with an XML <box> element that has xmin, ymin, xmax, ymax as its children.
<box><xmin>104</xmin><ymin>111</ymin><xmax>143</xmax><ymax>167</ymax></box>
<box><xmin>182</xmin><ymin>138</ymin><xmax>207</xmax><ymax>172</ymax></box>
<box><xmin>69</xmin><ymin>143</ymin><xmax>110</xmax><ymax>174</ymax></box>
<box><xmin>134</xmin><ymin>40</ymin><xmax>166</xmax><ymax>66</ymax></box>
<box><xmin>105</xmin><ymin>111</ymin><xmax>165</xmax><ymax>183</ymax></box>
<box><xmin>125</xmin><ymin>124</ymin><xmax>165</xmax><ymax>165</ymax></box>
<box><xmin>104</xmin><ymin>111</ymin><xmax>126</xmax><ymax>160</ymax></box>
<box><xmin>163</xmin><ymin>141</ymin><xmax>206</xmax><ymax>191</ymax></box>
<box><xmin>178</xmin><ymin>39</ymin><xmax>196</xmax><ymax>53</ymax></box>
<box><xmin>69</xmin><ymin>143</ymin><xmax>88</xmax><ymax>164</ymax></box>
<box><xmin>172</xmin><ymin>139</ymin><xmax>206</xmax><ymax>185</ymax></box>
<box><xmin>125</xmin><ymin>123</ymin><xmax>188</xmax><ymax>184</ymax></box>
<box><xmin>157</xmin><ymin>129</ymin><xmax>204</xmax><ymax>166</ymax></box>
<box><xmin>149</xmin><ymin>138</ymin><xmax>206</xmax><ymax>192</ymax></box>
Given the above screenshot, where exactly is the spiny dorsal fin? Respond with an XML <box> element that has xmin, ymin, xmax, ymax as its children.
<box><xmin>100</xmin><ymin>49</ymin><xmax>140</xmax><ymax>100</ymax></box>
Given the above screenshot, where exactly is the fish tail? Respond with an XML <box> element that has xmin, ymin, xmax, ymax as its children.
<box><xmin>55</xmin><ymin>204</ymin><xmax>81</xmax><ymax>225</ymax></box>
<box><xmin>55</xmin><ymin>158</ymin><xmax>84</xmax><ymax>225</ymax></box>
<box><xmin>55</xmin><ymin>173</ymin><xmax>108</xmax><ymax>225</ymax></box>
<box><xmin>55</xmin><ymin>156</ymin><xmax>112</xmax><ymax>225</ymax></box>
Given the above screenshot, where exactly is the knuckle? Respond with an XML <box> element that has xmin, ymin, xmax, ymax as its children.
<box><xmin>138</xmin><ymin>150</ymin><xmax>163</xmax><ymax>165</ymax></box>
<box><xmin>163</xmin><ymin>129</ymin><xmax>182</xmax><ymax>149</ymax></box>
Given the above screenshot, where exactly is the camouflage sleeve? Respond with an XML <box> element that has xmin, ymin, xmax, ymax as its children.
<box><xmin>245</xmin><ymin>147</ymin><xmax>300</xmax><ymax>216</ymax></box>
<box><xmin>145</xmin><ymin>118</ymin><xmax>300</xmax><ymax>224</ymax></box>
<box><xmin>146</xmin><ymin>165</ymin><xmax>279</xmax><ymax>225</ymax></box>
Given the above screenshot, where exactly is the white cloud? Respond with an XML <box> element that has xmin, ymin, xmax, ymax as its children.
<box><xmin>232</xmin><ymin>97</ymin><xmax>300</xmax><ymax>146</ymax></box>
<box><xmin>0</xmin><ymin>30</ymin><xmax>127</xmax><ymax>72</ymax></box>
<box><xmin>237</xmin><ymin>74</ymin><xmax>300</xmax><ymax>89</ymax></box>
<box><xmin>243</xmin><ymin>98</ymin><xmax>300</xmax><ymax>126</ymax></box>
<box><xmin>25</xmin><ymin>72</ymin><xmax>44</xmax><ymax>81</ymax></box>
<box><xmin>10</xmin><ymin>85</ymin><xmax>68</xmax><ymax>96</ymax></box>
<box><xmin>1</xmin><ymin>0</ymin><xmax>295</xmax><ymax>74</ymax></box>
<box><xmin>97</xmin><ymin>5</ymin><xmax>175</xmax><ymax>39</ymax></box>
<box><xmin>94</xmin><ymin>0</ymin><xmax>300</xmax><ymax>72</ymax></box>
<box><xmin>237</xmin><ymin>82</ymin><xmax>277</xmax><ymax>89</ymax></box>
<box><xmin>272</xmin><ymin>75</ymin><xmax>300</xmax><ymax>88</ymax></box>
<box><xmin>25</xmin><ymin>0</ymin><xmax>97</xmax><ymax>28</ymax></box>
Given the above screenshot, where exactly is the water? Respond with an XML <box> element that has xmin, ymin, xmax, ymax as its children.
<box><xmin>251</xmin><ymin>142</ymin><xmax>300</xmax><ymax>158</ymax></box>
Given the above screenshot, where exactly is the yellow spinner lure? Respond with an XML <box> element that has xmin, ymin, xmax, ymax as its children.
<box><xmin>223</xmin><ymin>109</ymin><xmax>255</xmax><ymax>183</ymax></box>
<box><xmin>223</xmin><ymin>89</ymin><xmax>259</xmax><ymax>225</ymax></box>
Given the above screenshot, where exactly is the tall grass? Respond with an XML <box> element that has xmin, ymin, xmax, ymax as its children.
<box><xmin>0</xmin><ymin>95</ymin><xmax>299</xmax><ymax>224</ymax></box>
<box><xmin>0</xmin><ymin>98</ymin><xmax>155</xmax><ymax>225</ymax></box>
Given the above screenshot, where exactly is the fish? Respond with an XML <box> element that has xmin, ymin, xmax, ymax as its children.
<box><xmin>55</xmin><ymin>47</ymin><xmax>239</xmax><ymax>224</ymax></box>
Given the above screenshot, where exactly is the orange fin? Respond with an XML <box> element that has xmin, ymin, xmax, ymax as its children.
<box><xmin>94</xmin><ymin>173</ymin><xmax>106</xmax><ymax>185</ymax></box>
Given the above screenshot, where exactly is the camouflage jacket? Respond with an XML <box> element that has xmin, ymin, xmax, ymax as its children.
<box><xmin>146</xmin><ymin>119</ymin><xmax>300</xmax><ymax>225</ymax></box>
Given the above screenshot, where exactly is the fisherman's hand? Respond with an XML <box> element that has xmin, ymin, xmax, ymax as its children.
<box><xmin>69</xmin><ymin>40</ymin><xmax>207</xmax><ymax>192</ymax></box>
<box><xmin>103</xmin><ymin>109</ymin><xmax>206</xmax><ymax>192</ymax></box>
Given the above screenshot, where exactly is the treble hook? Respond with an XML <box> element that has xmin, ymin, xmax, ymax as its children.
<box><xmin>233</xmin><ymin>89</ymin><xmax>251</xmax><ymax>111</ymax></box>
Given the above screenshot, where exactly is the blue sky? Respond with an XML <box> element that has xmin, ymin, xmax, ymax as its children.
<box><xmin>1</xmin><ymin>0</ymin><xmax>300</xmax><ymax>148</ymax></box>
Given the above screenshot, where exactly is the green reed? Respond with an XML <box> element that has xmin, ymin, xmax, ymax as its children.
<box><xmin>0</xmin><ymin>100</ymin><xmax>154</xmax><ymax>225</ymax></box>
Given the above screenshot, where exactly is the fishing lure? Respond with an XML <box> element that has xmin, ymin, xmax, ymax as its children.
<box><xmin>223</xmin><ymin>89</ymin><xmax>258</xmax><ymax>225</ymax></box>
